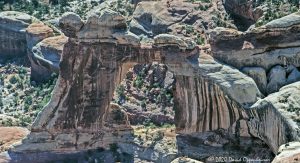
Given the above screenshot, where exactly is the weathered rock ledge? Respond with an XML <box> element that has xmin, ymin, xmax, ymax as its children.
<box><xmin>210</xmin><ymin>12</ymin><xmax>300</xmax><ymax>94</ymax></box>
<box><xmin>210</xmin><ymin>13</ymin><xmax>300</xmax><ymax>69</ymax></box>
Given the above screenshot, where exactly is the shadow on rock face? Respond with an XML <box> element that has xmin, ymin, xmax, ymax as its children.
<box><xmin>1</xmin><ymin>149</ymin><xmax>119</xmax><ymax>163</ymax></box>
<box><xmin>176</xmin><ymin>130</ymin><xmax>274</xmax><ymax>162</ymax></box>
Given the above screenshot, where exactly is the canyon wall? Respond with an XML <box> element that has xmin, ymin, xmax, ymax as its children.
<box><xmin>0</xmin><ymin>11</ymin><xmax>35</xmax><ymax>59</ymax></box>
<box><xmin>174</xmin><ymin>53</ymin><xmax>300</xmax><ymax>153</ymax></box>
<box><xmin>174</xmin><ymin>54</ymin><xmax>259</xmax><ymax>134</ymax></box>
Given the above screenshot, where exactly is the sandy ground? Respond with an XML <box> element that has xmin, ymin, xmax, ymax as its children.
<box><xmin>0</xmin><ymin>127</ymin><xmax>29</xmax><ymax>152</ymax></box>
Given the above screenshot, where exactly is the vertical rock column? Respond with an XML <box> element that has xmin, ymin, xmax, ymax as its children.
<box><xmin>36</xmin><ymin>9</ymin><xmax>138</xmax><ymax>132</ymax></box>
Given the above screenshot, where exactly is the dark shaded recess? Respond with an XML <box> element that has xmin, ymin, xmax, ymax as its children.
<box><xmin>229</xmin><ymin>13</ymin><xmax>255</xmax><ymax>31</ymax></box>
<box><xmin>50</xmin><ymin>0</ymin><xmax>59</xmax><ymax>5</ymax></box>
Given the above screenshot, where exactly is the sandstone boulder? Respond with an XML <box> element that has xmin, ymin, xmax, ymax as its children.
<box><xmin>242</xmin><ymin>66</ymin><xmax>267</xmax><ymax>95</ymax></box>
<box><xmin>26</xmin><ymin>23</ymin><xmax>54</xmax><ymax>50</ymax></box>
<box><xmin>287</xmin><ymin>67</ymin><xmax>300</xmax><ymax>84</ymax></box>
<box><xmin>130</xmin><ymin>1</ymin><xmax>191</xmax><ymax>36</ymax></box>
<box><xmin>77</xmin><ymin>9</ymin><xmax>127</xmax><ymax>39</ymax></box>
<box><xmin>30</xmin><ymin>35</ymin><xmax>68</xmax><ymax>82</ymax></box>
<box><xmin>265</xmin><ymin>12</ymin><xmax>300</xmax><ymax>28</ymax></box>
<box><xmin>250</xmin><ymin>82</ymin><xmax>300</xmax><ymax>153</ymax></box>
<box><xmin>267</xmin><ymin>65</ymin><xmax>286</xmax><ymax>94</ymax></box>
<box><xmin>58</xmin><ymin>12</ymin><xmax>84</xmax><ymax>38</ymax></box>
<box><xmin>0</xmin><ymin>11</ymin><xmax>35</xmax><ymax>59</ymax></box>
<box><xmin>154</xmin><ymin>34</ymin><xmax>195</xmax><ymax>50</ymax></box>
<box><xmin>273</xmin><ymin>142</ymin><xmax>300</xmax><ymax>163</ymax></box>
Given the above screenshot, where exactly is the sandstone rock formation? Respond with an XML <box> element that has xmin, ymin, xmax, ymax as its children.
<box><xmin>1</xmin><ymin>3</ymin><xmax>300</xmax><ymax>163</ymax></box>
<box><xmin>287</xmin><ymin>66</ymin><xmax>300</xmax><ymax>84</ymax></box>
<box><xmin>26</xmin><ymin>23</ymin><xmax>54</xmax><ymax>51</ymax></box>
<box><xmin>0</xmin><ymin>127</ymin><xmax>29</xmax><ymax>152</ymax></box>
<box><xmin>210</xmin><ymin>13</ymin><xmax>300</xmax><ymax>69</ymax></box>
<box><xmin>242</xmin><ymin>66</ymin><xmax>267</xmax><ymax>95</ymax></box>
<box><xmin>26</xmin><ymin>22</ymin><xmax>55</xmax><ymax>82</ymax></box>
<box><xmin>249</xmin><ymin>82</ymin><xmax>300</xmax><ymax>153</ymax></box>
<box><xmin>130</xmin><ymin>0</ymin><xmax>234</xmax><ymax>39</ymax></box>
<box><xmin>0</xmin><ymin>11</ymin><xmax>35</xmax><ymax>59</ymax></box>
<box><xmin>0</xmin><ymin>9</ymin><xmax>295</xmax><ymax>163</ymax></box>
<box><xmin>210</xmin><ymin>12</ymin><xmax>300</xmax><ymax>94</ymax></box>
<box><xmin>174</xmin><ymin>54</ymin><xmax>261</xmax><ymax>134</ymax></box>
<box><xmin>30</xmin><ymin>35</ymin><xmax>67</xmax><ymax>82</ymax></box>
<box><xmin>12</xmin><ymin>10</ymin><xmax>198</xmax><ymax>153</ymax></box>
<box><xmin>223</xmin><ymin>0</ymin><xmax>259</xmax><ymax>30</ymax></box>
<box><xmin>58</xmin><ymin>12</ymin><xmax>84</xmax><ymax>38</ymax></box>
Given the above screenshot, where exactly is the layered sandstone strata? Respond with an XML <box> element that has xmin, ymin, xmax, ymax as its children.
<box><xmin>210</xmin><ymin>13</ymin><xmax>300</xmax><ymax>70</ymax></box>
<box><xmin>0</xmin><ymin>11</ymin><xmax>35</xmax><ymax>59</ymax></box>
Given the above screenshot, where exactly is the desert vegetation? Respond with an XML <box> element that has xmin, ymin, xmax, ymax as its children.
<box><xmin>0</xmin><ymin>58</ymin><xmax>57</xmax><ymax>127</ymax></box>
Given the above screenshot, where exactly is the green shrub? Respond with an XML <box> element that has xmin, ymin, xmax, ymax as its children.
<box><xmin>9</xmin><ymin>75</ymin><xmax>19</xmax><ymax>84</ymax></box>
<box><xmin>116</xmin><ymin>85</ymin><xmax>125</xmax><ymax>99</ymax></box>
<box><xmin>4</xmin><ymin>118</ymin><xmax>13</xmax><ymax>126</ymax></box>
<box><xmin>109</xmin><ymin>143</ymin><xmax>118</xmax><ymax>153</ymax></box>
<box><xmin>112</xmin><ymin>109</ymin><xmax>125</xmax><ymax>123</ymax></box>
<box><xmin>185</xmin><ymin>25</ymin><xmax>194</xmax><ymax>34</ymax></box>
<box><xmin>133</xmin><ymin>76</ymin><xmax>143</xmax><ymax>89</ymax></box>
<box><xmin>6</xmin><ymin>84</ymin><xmax>12</xmax><ymax>89</ymax></box>
<box><xmin>140</xmin><ymin>100</ymin><xmax>147</xmax><ymax>109</ymax></box>
<box><xmin>24</xmin><ymin>96</ymin><xmax>33</xmax><ymax>105</ymax></box>
<box><xmin>195</xmin><ymin>35</ymin><xmax>205</xmax><ymax>45</ymax></box>
<box><xmin>19</xmin><ymin>115</ymin><xmax>32</xmax><ymax>127</ymax></box>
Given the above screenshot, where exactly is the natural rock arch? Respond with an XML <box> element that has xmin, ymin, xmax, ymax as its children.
<box><xmin>3</xmin><ymin>10</ymin><xmax>299</xmax><ymax>162</ymax></box>
<box><xmin>11</xmin><ymin>10</ymin><xmax>259</xmax><ymax>153</ymax></box>
<box><xmin>31</xmin><ymin>38</ymin><xmax>198</xmax><ymax>132</ymax></box>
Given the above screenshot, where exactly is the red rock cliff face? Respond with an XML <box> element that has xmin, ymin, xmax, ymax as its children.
<box><xmin>36</xmin><ymin>41</ymin><xmax>141</xmax><ymax>131</ymax></box>
<box><xmin>174</xmin><ymin>75</ymin><xmax>245</xmax><ymax>133</ymax></box>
